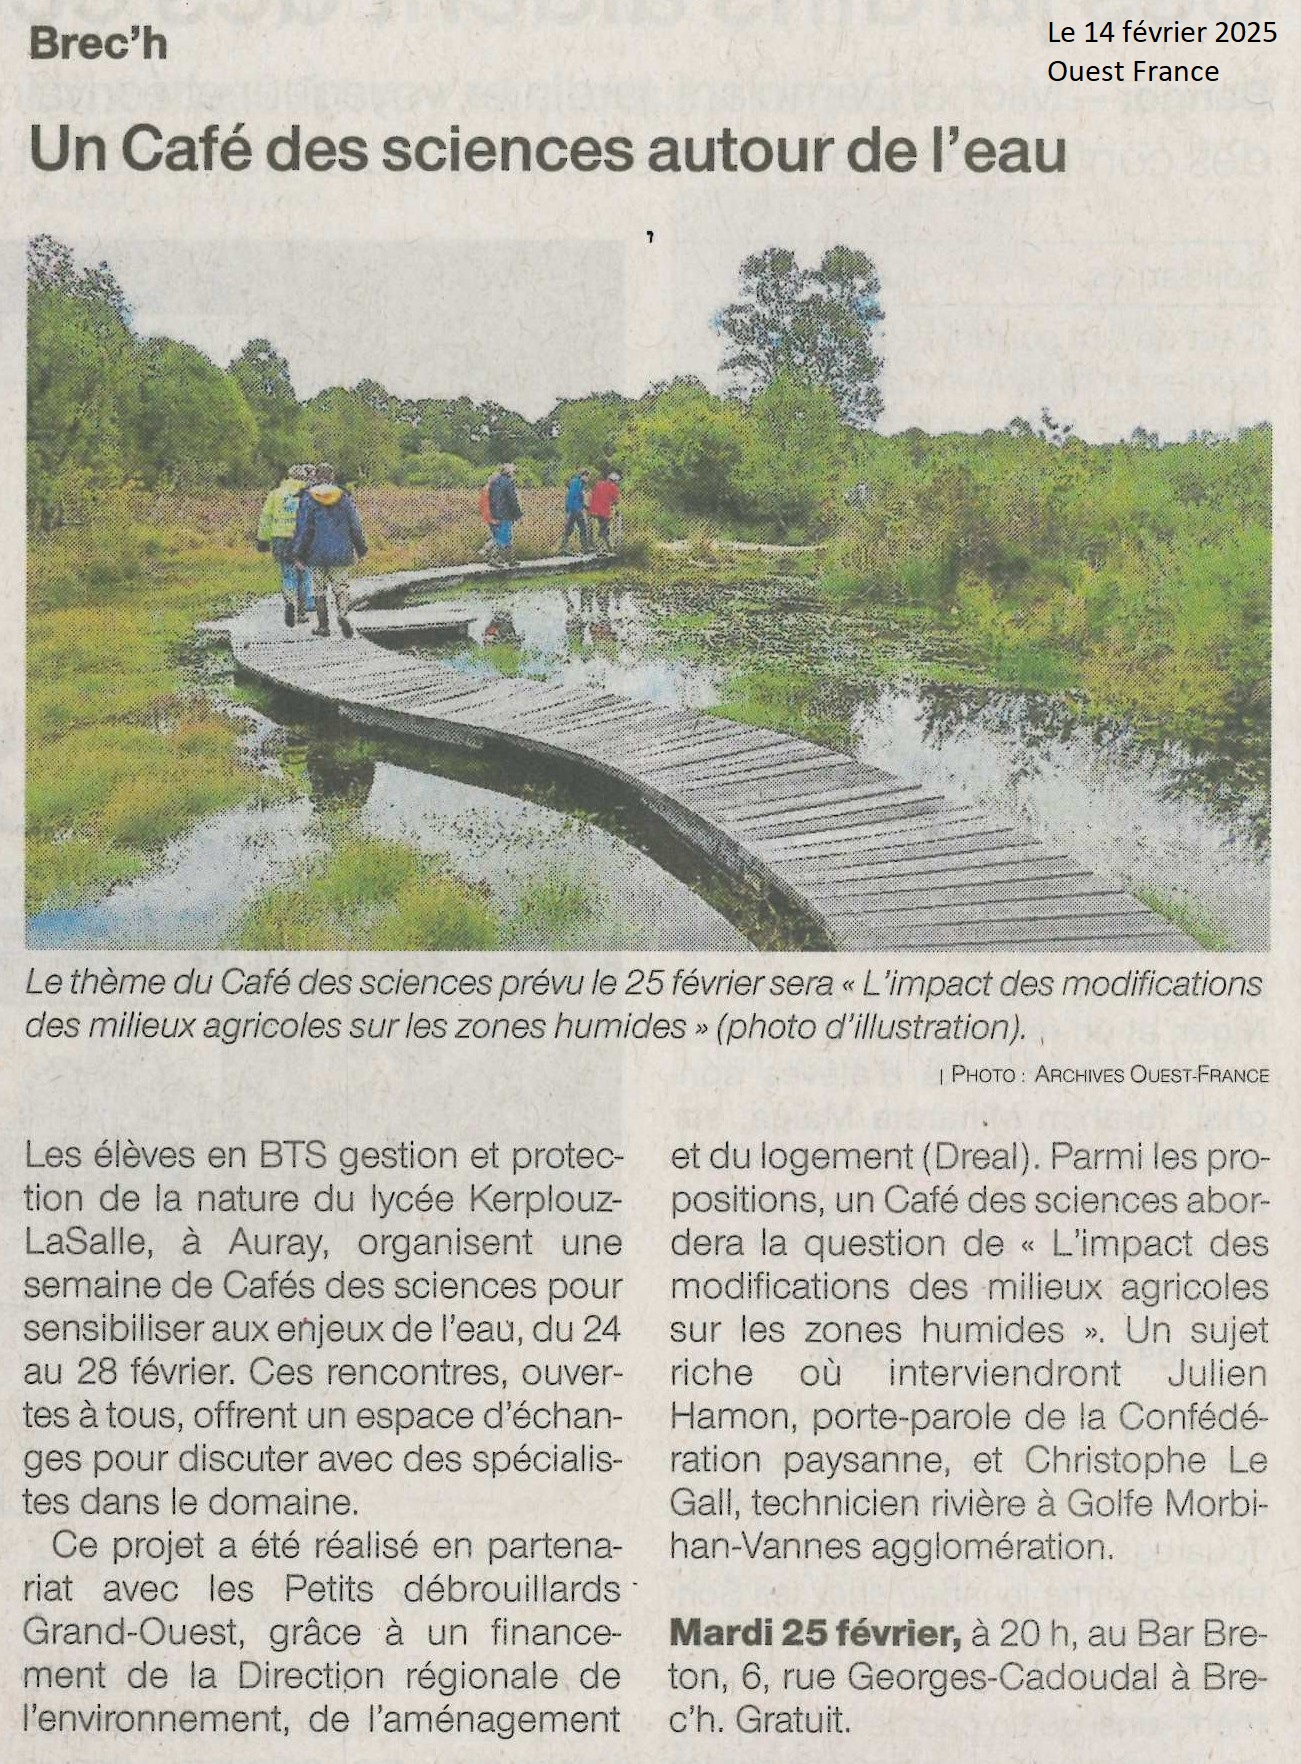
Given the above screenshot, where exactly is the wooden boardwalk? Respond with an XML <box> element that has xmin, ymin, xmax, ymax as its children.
<box><xmin>220</xmin><ymin>575</ymin><xmax>1196</xmax><ymax>952</ymax></box>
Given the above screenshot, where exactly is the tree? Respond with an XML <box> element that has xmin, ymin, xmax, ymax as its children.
<box><xmin>734</xmin><ymin>374</ymin><xmax>845</xmax><ymax>535</ymax></box>
<box><xmin>135</xmin><ymin>340</ymin><xmax>258</xmax><ymax>485</ymax></box>
<box><xmin>229</xmin><ymin>338</ymin><xmax>303</xmax><ymax>474</ymax></box>
<box><xmin>27</xmin><ymin>237</ymin><xmax>141</xmax><ymax>524</ymax></box>
<box><xmin>27</xmin><ymin>233</ymin><xmax>131</xmax><ymax>325</ymax></box>
<box><xmin>303</xmin><ymin>387</ymin><xmax>403</xmax><ymax>483</ymax></box>
<box><xmin>547</xmin><ymin>394</ymin><xmax>634</xmax><ymax>474</ymax></box>
<box><xmin>621</xmin><ymin>383</ymin><xmax>750</xmax><ymax>518</ymax></box>
<box><xmin>714</xmin><ymin>245</ymin><xmax>884</xmax><ymax>427</ymax></box>
<box><xmin>27</xmin><ymin>288</ymin><xmax>132</xmax><ymax>526</ymax></box>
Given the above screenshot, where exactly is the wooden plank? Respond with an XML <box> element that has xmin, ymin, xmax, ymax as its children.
<box><xmin>826</xmin><ymin>895</ymin><xmax>1160</xmax><ymax>935</ymax></box>
<box><xmin>430</xmin><ymin>683</ymin><xmax>560</xmax><ymax>725</ymax></box>
<box><xmin>515</xmin><ymin>699</ymin><xmax>672</xmax><ymax>737</ymax></box>
<box><xmin>831</xmin><ymin>906</ymin><xmax>1174</xmax><ymax>942</ymax></box>
<box><xmin>478</xmin><ymin>690</ymin><xmax>648</xmax><ymax>734</ymax></box>
<box><xmin>364</xmin><ymin>673</ymin><xmax>509</xmax><ymax>708</ymax></box>
<box><xmin>719</xmin><ymin>782</ymin><xmax>929</xmax><ymax>829</ymax></box>
<box><xmin>635</xmin><ymin>729</ymin><xmax>805</xmax><ymax>779</ymax></box>
<box><xmin>739</xmin><ymin>800</ymin><xmax>965</xmax><ymax>855</ymax></box>
<box><xmin>668</xmin><ymin>754</ymin><xmax>866</xmax><ymax>798</ymax></box>
<box><xmin>674</xmin><ymin>764</ymin><xmax>892</xmax><ymax>814</ymax></box>
<box><xmin>835</xmin><ymin>924</ymin><xmax>1194</xmax><ymax>952</ymax></box>
<box><xmin>798</xmin><ymin>848</ymin><xmax>1086</xmax><ymax>891</ymax></box>
<box><xmin>650</xmin><ymin>747</ymin><xmax>849</xmax><ymax>793</ymax></box>
<box><xmin>245</xmin><ymin>647</ymin><xmax>423</xmax><ymax>682</ymax></box>
<box><xmin>609</xmin><ymin>713</ymin><xmax>777</xmax><ymax>757</ymax></box>
<box><xmin>805</xmin><ymin>858</ymin><xmax>1097</xmax><ymax>904</ymax></box>
<box><xmin>650</xmin><ymin>729</ymin><xmax>830</xmax><ymax>772</ymax></box>
<box><xmin>325</xmin><ymin>673</ymin><xmax>480</xmax><ymax>709</ymax></box>
<box><xmin>754</xmin><ymin>808</ymin><xmax>1000</xmax><ymax>859</ymax></box>
<box><xmin>768</xmin><ymin>831</ymin><xmax>1047</xmax><ymax>883</ymax></box>
<box><xmin>820</xmin><ymin>883</ymin><xmax>1128</xmax><ymax>921</ymax></box>
<box><xmin>376</xmin><ymin>681</ymin><xmax>512</xmax><ymax>716</ymax></box>
<box><xmin>600</xmin><ymin>728</ymin><xmax>777</xmax><ymax>772</ymax></box>
<box><xmin>555</xmin><ymin>709</ymin><xmax>716</xmax><ymax>755</ymax></box>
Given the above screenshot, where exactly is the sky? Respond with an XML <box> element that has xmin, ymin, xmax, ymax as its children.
<box><xmin>70</xmin><ymin>228</ymin><xmax>1272</xmax><ymax>444</ymax></box>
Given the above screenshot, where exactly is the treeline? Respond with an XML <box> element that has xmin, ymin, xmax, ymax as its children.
<box><xmin>26</xmin><ymin>235</ymin><xmax>629</xmax><ymax>525</ymax></box>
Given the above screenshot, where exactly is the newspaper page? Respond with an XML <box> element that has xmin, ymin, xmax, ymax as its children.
<box><xmin>2</xmin><ymin>2</ymin><xmax>1294</xmax><ymax>1760</ymax></box>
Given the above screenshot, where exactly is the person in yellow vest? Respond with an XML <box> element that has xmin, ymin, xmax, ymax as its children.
<box><xmin>256</xmin><ymin>463</ymin><xmax>315</xmax><ymax>628</ymax></box>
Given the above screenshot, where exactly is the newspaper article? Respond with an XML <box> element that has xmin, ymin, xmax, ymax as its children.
<box><xmin>2</xmin><ymin>1</ymin><xmax>1295</xmax><ymax>1759</ymax></box>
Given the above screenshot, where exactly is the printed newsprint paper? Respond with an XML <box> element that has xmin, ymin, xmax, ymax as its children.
<box><xmin>1</xmin><ymin>2</ymin><xmax>1296</xmax><ymax>1760</ymax></box>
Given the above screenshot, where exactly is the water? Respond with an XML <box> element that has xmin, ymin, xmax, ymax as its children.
<box><xmin>31</xmin><ymin>579</ymin><xmax>1269</xmax><ymax>951</ymax></box>
<box><xmin>372</xmin><ymin>584</ymin><xmax>722</xmax><ymax>710</ymax></box>
<box><xmin>384</xmin><ymin>580</ymin><xmax>1269</xmax><ymax>949</ymax></box>
<box><xmin>27</xmin><ymin>714</ymin><xmax>753</xmax><ymax>953</ymax></box>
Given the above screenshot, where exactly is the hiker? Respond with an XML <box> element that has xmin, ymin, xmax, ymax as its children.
<box><xmin>292</xmin><ymin>463</ymin><xmax>368</xmax><ymax>638</ymax></box>
<box><xmin>589</xmin><ymin>469</ymin><xmax>621</xmax><ymax>553</ymax></box>
<box><xmin>486</xmin><ymin>462</ymin><xmax>524</xmax><ymax>568</ymax></box>
<box><xmin>256</xmin><ymin>463</ymin><xmax>315</xmax><ymax>628</ymax></box>
<box><xmin>478</xmin><ymin>477</ymin><xmax>497</xmax><ymax>560</ymax></box>
<box><xmin>561</xmin><ymin>467</ymin><xmax>592</xmax><ymax>554</ymax></box>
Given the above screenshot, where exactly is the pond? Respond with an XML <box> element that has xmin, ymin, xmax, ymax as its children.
<box><xmin>30</xmin><ymin>576</ymin><xmax>1269</xmax><ymax>952</ymax></box>
<box><xmin>375</xmin><ymin>577</ymin><xmax>1268</xmax><ymax>951</ymax></box>
<box><xmin>27</xmin><ymin>704</ymin><xmax>758</xmax><ymax>952</ymax></box>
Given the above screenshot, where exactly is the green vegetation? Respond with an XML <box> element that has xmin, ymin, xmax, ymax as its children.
<box><xmin>509</xmin><ymin>873</ymin><xmax>600</xmax><ymax>948</ymax></box>
<box><xmin>27</xmin><ymin>522</ymin><xmax>286</xmax><ymax>915</ymax></box>
<box><xmin>715</xmin><ymin>244</ymin><xmax>884</xmax><ymax>426</ymax></box>
<box><xmin>1134</xmin><ymin>891</ymin><xmax>1231</xmax><ymax>952</ymax></box>
<box><xmin>709</xmin><ymin>663</ymin><xmax>853</xmax><ymax>751</ymax></box>
<box><xmin>26</xmin><ymin>234</ymin><xmax>1271</xmax><ymax>945</ymax></box>
<box><xmin>830</xmin><ymin>422</ymin><xmax>1270</xmax><ymax>791</ymax></box>
<box><xmin>234</xmin><ymin>838</ymin><xmax>500</xmax><ymax>950</ymax></box>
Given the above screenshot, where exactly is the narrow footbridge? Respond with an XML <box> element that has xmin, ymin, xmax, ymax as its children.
<box><xmin>217</xmin><ymin>562</ymin><xmax>1194</xmax><ymax>952</ymax></box>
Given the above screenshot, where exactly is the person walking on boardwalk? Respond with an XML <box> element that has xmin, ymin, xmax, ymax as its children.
<box><xmin>589</xmin><ymin>469</ymin><xmax>621</xmax><ymax>553</ymax></box>
<box><xmin>293</xmin><ymin>463</ymin><xmax>368</xmax><ymax>638</ymax></box>
<box><xmin>561</xmin><ymin>467</ymin><xmax>592</xmax><ymax>554</ymax></box>
<box><xmin>486</xmin><ymin>462</ymin><xmax>524</xmax><ymax>568</ymax></box>
<box><xmin>256</xmin><ymin>463</ymin><xmax>315</xmax><ymax>628</ymax></box>
<box><xmin>478</xmin><ymin>476</ymin><xmax>498</xmax><ymax>561</ymax></box>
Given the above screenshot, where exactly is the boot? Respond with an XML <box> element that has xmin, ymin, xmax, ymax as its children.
<box><xmin>313</xmin><ymin>604</ymin><xmax>330</xmax><ymax>637</ymax></box>
<box><xmin>297</xmin><ymin>586</ymin><xmax>310</xmax><ymax>624</ymax></box>
<box><xmin>339</xmin><ymin>614</ymin><xmax>354</xmax><ymax>639</ymax></box>
<box><xmin>283</xmin><ymin>599</ymin><xmax>296</xmax><ymax>629</ymax></box>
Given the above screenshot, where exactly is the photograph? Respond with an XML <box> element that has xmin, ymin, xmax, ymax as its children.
<box><xmin>27</xmin><ymin>233</ymin><xmax>1269</xmax><ymax>954</ymax></box>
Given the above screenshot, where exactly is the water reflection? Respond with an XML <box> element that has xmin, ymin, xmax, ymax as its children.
<box><xmin>381</xmin><ymin>586</ymin><xmax>720</xmax><ymax>711</ymax></box>
<box><xmin>31</xmin><ymin>578</ymin><xmax>1269</xmax><ymax>951</ymax></box>
<box><xmin>388</xmin><ymin>581</ymin><xmax>1268</xmax><ymax>949</ymax></box>
<box><xmin>849</xmin><ymin>686</ymin><xmax>1268</xmax><ymax>952</ymax></box>
<box><xmin>28</xmin><ymin>718</ymin><xmax>753</xmax><ymax>953</ymax></box>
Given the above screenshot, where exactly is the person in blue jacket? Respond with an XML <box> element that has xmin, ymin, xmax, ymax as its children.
<box><xmin>561</xmin><ymin>467</ymin><xmax>591</xmax><ymax>554</ymax></box>
<box><xmin>293</xmin><ymin>463</ymin><xmax>368</xmax><ymax>638</ymax></box>
<box><xmin>486</xmin><ymin>463</ymin><xmax>524</xmax><ymax>568</ymax></box>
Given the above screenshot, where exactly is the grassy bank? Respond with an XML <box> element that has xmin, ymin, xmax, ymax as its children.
<box><xmin>26</xmin><ymin>487</ymin><xmax>567</xmax><ymax>917</ymax></box>
<box><xmin>27</xmin><ymin>519</ymin><xmax>280</xmax><ymax>915</ymax></box>
<box><xmin>235</xmin><ymin>837</ymin><xmax>500</xmax><ymax>950</ymax></box>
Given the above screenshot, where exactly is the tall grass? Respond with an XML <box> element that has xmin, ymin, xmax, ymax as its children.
<box><xmin>828</xmin><ymin>427</ymin><xmax>1270</xmax><ymax>762</ymax></box>
<box><xmin>234</xmin><ymin>838</ymin><xmax>499</xmax><ymax>950</ymax></box>
<box><xmin>27</xmin><ymin>515</ymin><xmax>287</xmax><ymax>915</ymax></box>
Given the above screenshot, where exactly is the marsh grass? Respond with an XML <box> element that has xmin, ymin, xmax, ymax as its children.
<box><xmin>1134</xmin><ymin>890</ymin><xmax>1231</xmax><ymax>951</ymax></box>
<box><xmin>27</xmin><ymin>519</ymin><xmax>292</xmax><ymax>915</ymax></box>
<box><xmin>234</xmin><ymin>837</ymin><xmax>500</xmax><ymax>951</ymax></box>
<box><xmin>508</xmin><ymin>873</ymin><xmax>600</xmax><ymax>948</ymax></box>
<box><xmin>706</xmin><ymin>663</ymin><xmax>853</xmax><ymax>751</ymax></box>
<box><xmin>28</xmin><ymin>485</ymin><xmax>558</xmax><ymax>916</ymax></box>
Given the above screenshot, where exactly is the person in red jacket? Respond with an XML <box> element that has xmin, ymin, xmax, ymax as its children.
<box><xmin>588</xmin><ymin>470</ymin><xmax>621</xmax><ymax>553</ymax></box>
